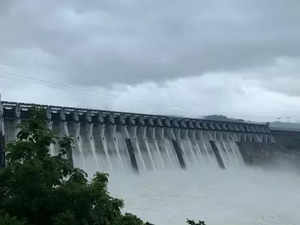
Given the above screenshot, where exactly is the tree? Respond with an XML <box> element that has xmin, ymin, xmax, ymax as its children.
<box><xmin>0</xmin><ymin>108</ymin><xmax>206</xmax><ymax>225</ymax></box>
<box><xmin>0</xmin><ymin>212</ymin><xmax>27</xmax><ymax>225</ymax></box>
<box><xmin>0</xmin><ymin>109</ymin><xmax>149</xmax><ymax>225</ymax></box>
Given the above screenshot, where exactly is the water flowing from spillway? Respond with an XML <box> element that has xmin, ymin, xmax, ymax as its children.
<box><xmin>4</xmin><ymin>121</ymin><xmax>299</xmax><ymax>224</ymax></box>
<box><xmin>69</xmin><ymin>127</ymin><xmax>300</xmax><ymax>225</ymax></box>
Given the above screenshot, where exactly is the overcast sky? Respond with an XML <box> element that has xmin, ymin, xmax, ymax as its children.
<box><xmin>0</xmin><ymin>0</ymin><xmax>300</xmax><ymax>122</ymax></box>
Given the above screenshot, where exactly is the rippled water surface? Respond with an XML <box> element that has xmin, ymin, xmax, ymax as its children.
<box><xmin>105</xmin><ymin>165</ymin><xmax>300</xmax><ymax>225</ymax></box>
<box><xmin>72</xmin><ymin>130</ymin><xmax>300</xmax><ymax>225</ymax></box>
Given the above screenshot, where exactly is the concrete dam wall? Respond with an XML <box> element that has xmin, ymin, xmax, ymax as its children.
<box><xmin>0</xmin><ymin>100</ymin><xmax>277</xmax><ymax>172</ymax></box>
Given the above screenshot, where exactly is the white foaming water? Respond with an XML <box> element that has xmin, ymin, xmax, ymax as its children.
<box><xmin>79</xmin><ymin>158</ymin><xmax>300</xmax><ymax>225</ymax></box>
<box><xmin>71</xmin><ymin>129</ymin><xmax>300</xmax><ymax>225</ymax></box>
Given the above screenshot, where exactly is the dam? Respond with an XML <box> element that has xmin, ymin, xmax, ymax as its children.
<box><xmin>1</xmin><ymin>98</ymin><xmax>300</xmax><ymax>225</ymax></box>
<box><xmin>0</xmin><ymin>99</ymin><xmax>276</xmax><ymax>171</ymax></box>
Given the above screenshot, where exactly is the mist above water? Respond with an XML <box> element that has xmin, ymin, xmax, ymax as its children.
<box><xmin>67</xmin><ymin>125</ymin><xmax>299</xmax><ymax>225</ymax></box>
<box><xmin>81</xmin><ymin>158</ymin><xmax>300</xmax><ymax>225</ymax></box>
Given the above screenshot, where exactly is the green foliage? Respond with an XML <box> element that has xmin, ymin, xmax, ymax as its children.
<box><xmin>0</xmin><ymin>108</ymin><xmax>150</xmax><ymax>225</ymax></box>
<box><xmin>0</xmin><ymin>212</ymin><xmax>27</xmax><ymax>225</ymax></box>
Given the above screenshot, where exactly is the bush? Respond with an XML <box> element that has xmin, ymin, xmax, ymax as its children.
<box><xmin>0</xmin><ymin>212</ymin><xmax>27</xmax><ymax>225</ymax></box>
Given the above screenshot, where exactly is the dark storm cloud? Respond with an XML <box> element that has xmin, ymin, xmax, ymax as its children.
<box><xmin>0</xmin><ymin>0</ymin><xmax>299</xmax><ymax>86</ymax></box>
<box><xmin>1</xmin><ymin>0</ymin><xmax>300</xmax><ymax>122</ymax></box>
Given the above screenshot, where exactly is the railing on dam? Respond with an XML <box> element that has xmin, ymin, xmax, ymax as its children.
<box><xmin>0</xmin><ymin>99</ymin><xmax>275</xmax><ymax>171</ymax></box>
<box><xmin>1</xmin><ymin>101</ymin><xmax>271</xmax><ymax>134</ymax></box>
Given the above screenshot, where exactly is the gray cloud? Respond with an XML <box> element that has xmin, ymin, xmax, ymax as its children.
<box><xmin>0</xmin><ymin>0</ymin><xmax>300</xmax><ymax>122</ymax></box>
<box><xmin>0</xmin><ymin>0</ymin><xmax>299</xmax><ymax>86</ymax></box>
<box><xmin>2</xmin><ymin>72</ymin><xmax>300</xmax><ymax>122</ymax></box>
<box><xmin>240</xmin><ymin>57</ymin><xmax>300</xmax><ymax>97</ymax></box>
